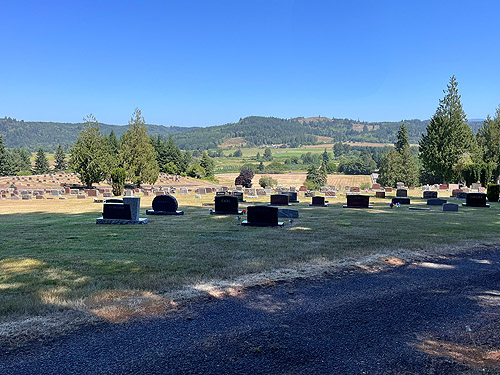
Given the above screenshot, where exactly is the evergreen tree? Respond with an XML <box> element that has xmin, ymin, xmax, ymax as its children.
<box><xmin>33</xmin><ymin>148</ymin><xmax>50</xmax><ymax>175</ymax></box>
<box><xmin>256</xmin><ymin>152</ymin><xmax>261</xmax><ymax>161</ymax></box>
<box><xmin>54</xmin><ymin>144</ymin><xmax>67</xmax><ymax>171</ymax></box>
<box><xmin>70</xmin><ymin>114</ymin><xmax>112</xmax><ymax>188</ymax></box>
<box><xmin>0</xmin><ymin>135</ymin><xmax>10</xmax><ymax>176</ymax></box>
<box><xmin>419</xmin><ymin>76</ymin><xmax>479</xmax><ymax>183</ymax></box>
<box><xmin>119</xmin><ymin>108</ymin><xmax>159</xmax><ymax>187</ymax></box>
<box><xmin>305</xmin><ymin>164</ymin><xmax>326</xmax><ymax>190</ymax></box>
<box><xmin>379</xmin><ymin>123</ymin><xmax>419</xmax><ymax>186</ymax></box>
<box><xmin>200</xmin><ymin>151</ymin><xmax>215</xmax><ymax>178</ymax></box>
<box><xmin>107</xmin><ymin>130</ymin><xmax>120</xmax><ymax>156</ymax></box>
<box><xmin>263</xmin><ymin>148</ymin><xmax>273</xmax><ymax>161</ymax></box>
<box><xmin>477</xmin><ymin>106</ymin><xmax>500</xmax><ymax>179</ymax></box>
<box><xmin>322</xmin><ymin>148</ymin><xmax>330</xmax><ymax>164</ymax></box>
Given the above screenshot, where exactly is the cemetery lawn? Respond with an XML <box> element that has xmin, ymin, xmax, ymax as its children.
<box><xmin>1</xmin><ymin>192</ymin><xmax>500</xmax><ymax>324</ymax></box>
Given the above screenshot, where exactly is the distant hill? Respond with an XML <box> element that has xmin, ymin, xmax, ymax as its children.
<box><xmin>0</xmin><ymin>115</ymin><xmax>485</xmax><ymax>152</ymax></box>
<box><xmin>0</xmin><ymin>117</ymin><xmax>192</xmax><ymax>151</ymax></box>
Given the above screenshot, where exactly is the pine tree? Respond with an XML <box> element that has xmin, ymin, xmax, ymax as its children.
<box><xmin>419</xmin><ymin>76</ymin><xmax>479</xmax><ymax>183</ymax></box>
<box><xmin>322</xmin><ymin>148</ymin><xmax>330</xmax><ymax>164</ymax></box>
<box><xmin>119</xmin><ymin>108</ymin><xmax>159</xmax><ymax>187</ymax></box>
<box><xmin>263</xmin><ymin>148</ymin><xmax>273</xmax><ymax>161</ymax></box>
<box><xmin>54</xmin><ymin>144</ymin><xmax>67</xmax><ymax>171</ymax></box>
<box><xmin>0</xmin><ymin>135</ymin><xmax>10</xmax><ymax>176</ymax></box>
<box><xmin>70</xmin><ymin>114</ymin><xmax>112</xmax><ymax>188</ymax></box>
<box><xmin>33</xmin><ymin>148</ymin><xmax>50</xmax><ymax>175</ymax></box>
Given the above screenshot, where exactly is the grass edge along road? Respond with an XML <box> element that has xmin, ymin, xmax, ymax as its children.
<box><xmin>1</xmin><ymin>190</ymin><xmax>500</xmax><ymax>347</ymax></box>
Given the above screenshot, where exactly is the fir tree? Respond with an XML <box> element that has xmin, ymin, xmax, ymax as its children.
<box><xmin>33</xmin><ymin>148</ymin><xmax>50</xmax><ymax>175</ymax></box>
<box><xmin>200</xmin><ymin>151</ymin><xmax>215</xmax><ymax>178</ymax></box>
<box><xmin>419</xmin><ymin>76</ymin><xmax>479</xmax><ymax>183</ymax></box>
<box><xmin>54</xmin><ymin>144</ymin><xmax>67</xmax><ymax>171</ymax></box>
<box><xmin>107</xmin><ymin>130</ymin><xmax>120</xmax><ymax>156</ymax></box>
<box><xmin>119</xmin><ymin>108</ymin><xmax>159</xmax><ymax>187</ymax></box>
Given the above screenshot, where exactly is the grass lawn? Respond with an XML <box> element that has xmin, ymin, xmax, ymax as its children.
<box><xmin>1</xmin><ymin>190</ymin><xmax>500</xmax><ymax>324</ymax></box>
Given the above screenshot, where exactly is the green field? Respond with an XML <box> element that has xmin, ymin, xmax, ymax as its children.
<box><xmin>1</xmin><ymin>191</ymin><xmax>499</xmax><ymax>324</ymax></box>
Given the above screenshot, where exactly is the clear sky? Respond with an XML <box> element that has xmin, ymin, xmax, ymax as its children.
<box><xmin>1</xmin><ymin>1</ymin><xmax>499</xmax><ymax>126</ymax></box>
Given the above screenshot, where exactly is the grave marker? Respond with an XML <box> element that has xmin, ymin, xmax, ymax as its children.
<box><xmin>212</xmin><ymin>195</ymin><xmax>241</xmax><ymax>214</ymax></box>
<box><xmin>462</xmin><ymin>193</ymin><xmax>490</xmax><ymax>207</ymax></box>
<box><xmin>423</xmin><ymin>191</ymin><xmax>437</xmax><ymax>199</ymax></box>
<box><xmin>270</xmin><ymin>194</ymin><xmax>290</xmax><ymax>206</ymax></box>
<box><xmin>310</xmin><ymin>196</ymin><xmax>328</xmax><ymax>207</ymax></box>
<box><xmin>241</xmin><ymin>206</ymin><xmax>284</xmax><ymax>227</ymax></box>
<box><xmin>146</xmin><ymin>195</ymin><xmax>184</xmax><ymax>215</ymax></box>
<box><xmin>443</xmin><ymin>203</ymin><xmax>459</xmax><ymax>212</ymax></box>
<box><xmin>427</xmin><ymin>198</ymin><xmax>447</xmax><ymax>206</ymax></box>
<box><xmin>343</xmin><ymin>195</ymin><xmax>372</xmax><ymax>209</ymax></box>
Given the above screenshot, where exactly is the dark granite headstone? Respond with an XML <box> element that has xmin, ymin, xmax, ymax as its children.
<box><xmin>278</xmin><ymin>208</ymin><xmax>299</xmax><ymax>218</ymax></box>
<box><xmin>456</xmin><ymin>192</ymin><xmax>468</xmax><ymax>200</ymax></box>
<box><xmin>146</xmin><ymin>195</ymin><xmax>184</xmax><ymax>215</ymax></box>
<box><xmin>463</xmin><ymin>193</ymin><xmax>489</xmax><ymax>207</ymax></box>
<box><xmin>392</xmin><ymin>197</ymin><xmax>410</xmax><ymax>205</ymax></box>
<box><xmin>427</xmin><ymin>198</ymin><xmax>447</xmax><ymax>206</ymax></box>
<box><xmin>443</xmin><ymin>203</ymin><xmax>459</xmax><ymax>212</ymax></box>
<box><xmin>212</xmin><ymin>195</ymin><xmax>241</xmax><ymax>214</ymax></box>
<box><xmin>241</xmin><ymin>206</ymin><xmax>283</xmax><ymax>227</ymax></box>
<box><xmin>270</xmin><ymin>194</ymin><xmax>290</xmax><ymax>206</ymax></box>
<box><xmin>396</xmin><ymin>189</ymin><xmax>408</xmax><ymax>197</ymax></box>
<box><xmin>310</xmin><ymin>196</ymin><xmax>327</xmax><ymax>207</ymax></box>
<box><xmin>233</xmin><ymin>191</ymin><xmax>245</xmax><ymax>202</ymax></box>
<box><xmin>375</xmin><ymin>191</ymin><xmax>386</xmax><ymax>198</ymax></box>
<box><xmin>423</xmin><ymin>191</ymin><xmax>437</xmax><ymax>199</ymax></box>
<box><xmin>343</xmin><ymin>195</ymin><xmax>372</xmax><ymax>208</ymax></box>
<box><xmin>282</xmin><ymin>191</ymin><xmax>299</xmax><ymax>203</ymax></box>
<box><xmin>103</xmin><ymin>203</ymin><xmax>132</xmax><ymax>220</ymax></box>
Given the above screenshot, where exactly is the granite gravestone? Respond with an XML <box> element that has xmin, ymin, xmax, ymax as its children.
<box><xmin>423</xmin><ymin>191</ymin><xmax>438</xmax><ymax>199</ymax></box>
<box><xmin>463</xmin><ymin>193</ymin><xmax>490</xmax><ymax>207</ymax></box>
<box><xmin>427</xmin><ymin>198</ymin><xmax>447</xmax><ymax>206</ymax></box>
<box><xmin>456</xmin><ymin>192</ymin><xmax>468</xmax><ymax>200</ymax></box>
<box><xmin>310</xmin><ymin>196</ymin><xmax>328</xmax><ymax>207</ymax></box>
<box><xmin>97</xmin><ymin>197</ymin><xmax>148</xmax><ymax>224</ymax></box>
<box><xmin>270</xmin><ymin>194</ymin><xmax>290</xmax><ymax>206</ymax></box>
<box><xmin>233</xmin><ymin>191</ymin><xmax>245</xmax><ymax>202</ymax></box>
<box><xmin>282</xmin><ymin>191</ymin><xmax>300</xmax><ymax>203</ymax></box>
<box><xmin>146</xmin><ymin>195</ymin><xmax>184</xmax><ymax>215</ymax></box>
<box><xmin>375</xmin><ymin>191</ymin><xmax>386</xmax><ymax>198</ymax></box>
<box><xmin>343</xmin><ymin>195</ymin><xmax>372</xmax><ymax>209</ymax></box>
<box><xmin>241</xmin><ymin>206</ymin><xmax>284</xmax><ymax>227</ymax></box>
<box><xmin>392</xmin><ymin>197</ymin><xmax>411</xmax><ymax>205</ymax></box>
<box><xmin>396</xmin><ymin>189</ymin><xmax>408</xmax><ymax>197</ymax></box>
<box><xmin>212</xmin><ymin>195</ymin><xmax>241</xmax><ymax>214</ymax></box>
<box><xmin>443</xmin><ymin>203</ymin><xmax>459</xmax><ymax>212</ymax></box>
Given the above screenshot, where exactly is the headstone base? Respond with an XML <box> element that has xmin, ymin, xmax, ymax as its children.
<box><xmin>462</xmin><ymin>203</ymin><xmax>490</xmax><ymax>208</ymax></box>
<box><xmin>277</xmin><ymin>209</ymin><xmax>299</xmax><ymax>218</ymax></box>
<box><xmin>241</xmin><ymin>220</ymin><xmax>284</xmax><ymax>227</ymax></box>
<box><xmin>146</xmin><ymin>210</ymin><xmax>184</xmax><ymax>215</ymax></box>
<box><xmin>210</xmin><ymin>210</ymin><xmax>243</xmax><ymax>215</ymax></box>
<box><xmin>96</xmin><ymin>217</ymin><xmax>148</xmax><ymax>224</ymax></box>
<box><xmin>309</xmin><ymin>203</ymin><xmax>328</xmax><ymax>207</ymax></box>
<box><xmin>342</xmin><ymin>205</ymin><xmax>373</xmax><ymax>209</ymax></box>
<box><xmin>408</xmin><ymin>207</ymin><xmax>431</xmax><ymax>211</ymax></box>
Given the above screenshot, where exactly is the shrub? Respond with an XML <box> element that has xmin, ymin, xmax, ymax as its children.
<box><xmin>259</xmin><ymin>176</ymin><xmax>277</xmax><ymax>188</ymax></box>
<box><xmin>111</xmin><ymin>168</ymin><xmax>126</xmax><ymax>196</ymax></box>
<box><xmin>487</xmin><ymin>184</ymin><xmax>500</xmax><ymax>202</ymax></box>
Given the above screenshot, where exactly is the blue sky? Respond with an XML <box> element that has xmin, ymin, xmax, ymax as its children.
<box><xmin>1</xmin><ymin>1</ymin><xmax>499</xmax><ymax>126</ymax></box>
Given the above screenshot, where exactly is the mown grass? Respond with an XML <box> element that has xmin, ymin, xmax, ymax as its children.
<box><xmin>1</xmin><ymin>191</ymin><xmax>500</xmax><ymax>322</ymax></box>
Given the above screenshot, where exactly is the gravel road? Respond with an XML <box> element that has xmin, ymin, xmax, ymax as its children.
<box><xmin>2</xmin><ymin>249</ymin><xmax>500</xmax><ymax>374</ymax></box>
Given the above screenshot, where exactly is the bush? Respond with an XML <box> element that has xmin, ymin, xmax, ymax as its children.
<box><xmin>259</xmin><ymin>176</ymin><xmax>277</xmax><ymax>188</ymax></box>
<box><xmin>487</xmin><ymin>184</ymin><xmax>499</xmax><ymax>202</ymax></box>
<box><xmin>111</xmin><ymin>168</ymin><xmax>126</xmax><ymax>196</ymax></box>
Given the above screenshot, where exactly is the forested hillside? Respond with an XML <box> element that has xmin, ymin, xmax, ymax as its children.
<box><xmin>0</xmin><ymin>117</ymin><xmax>191</xmax><ymax>151</ymax></box>
<box><xmin>0</xmin><ymin>115</ymin><xmax>484</xmax><ymax>151</ymax></box>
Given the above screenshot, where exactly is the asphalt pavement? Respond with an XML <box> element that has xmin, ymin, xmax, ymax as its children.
<box><xmin>2</xmin><ymin>249</ymin><xmax>500</xmax><ymax>374</ymax></box>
